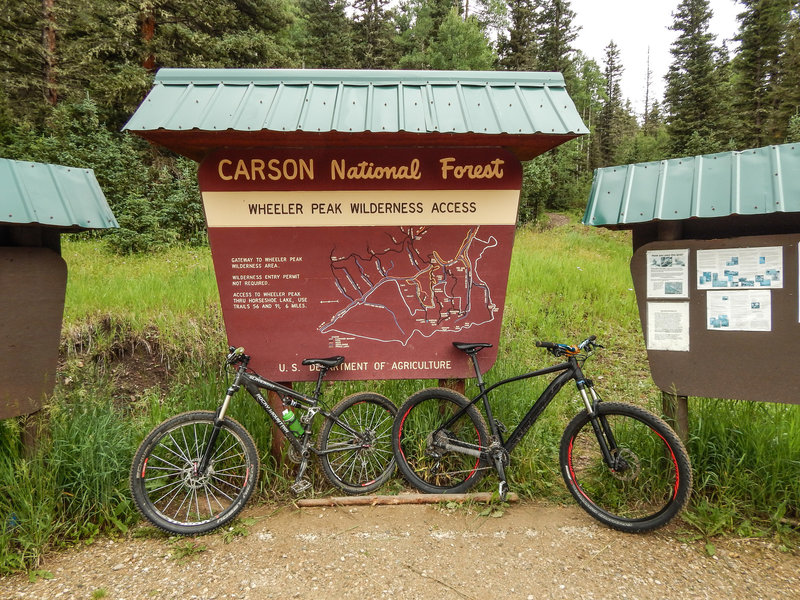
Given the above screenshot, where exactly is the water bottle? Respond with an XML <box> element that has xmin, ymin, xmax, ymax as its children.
<box><xmin>282</xmin><ymin>408</ymin><xmax>304</xmax><ymax>437</ymax></box>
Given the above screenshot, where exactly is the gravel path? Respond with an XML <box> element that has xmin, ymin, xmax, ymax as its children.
<box><xmin>3</xmin><ymin>500</ymin><xmax>798</xmax><ymax>600</ymax></box>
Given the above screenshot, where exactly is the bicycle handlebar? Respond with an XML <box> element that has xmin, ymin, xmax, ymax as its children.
<box><xmin>535</xmin><ymin>335</ymin><xmax>600</xmax><ymax>357</ymax></box>
<box><xmin>226</xmin><ymin>346</ymin><xmax>248</xmax><ymax>365</ymax></box>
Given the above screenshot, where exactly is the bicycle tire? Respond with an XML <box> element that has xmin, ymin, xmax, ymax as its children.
<box><xmin>393</xmin><ymin>387</ymin><xmax>490</xmax><ymax>494</ymax></box>
<box><xmin>130</xmin><ymin>411</ymin><xmax>260</xmax><ymax>535</ymax></box>
<box><xmin>317</xmin><ymin>392</ymin><xmax>397</xmax><ymax>494</ymax></box>
<box><xmin>560</xmin><ymin>402</ymin><xmax>692</xmax><ymax>533</ymax></box>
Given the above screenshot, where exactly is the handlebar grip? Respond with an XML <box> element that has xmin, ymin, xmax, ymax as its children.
<box><xmin>535</xmin><ymin>341</ymin><xmax>557</xmax><ymax>349</ymax></box>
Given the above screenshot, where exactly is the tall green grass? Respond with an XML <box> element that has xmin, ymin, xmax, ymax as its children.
<box><xmin>2</xmin><ymin>222</ymin><xmax>800</xmax><ymax>573</ymax></box>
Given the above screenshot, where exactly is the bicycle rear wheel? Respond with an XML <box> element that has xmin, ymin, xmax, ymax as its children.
<box><xmin>393</xmin><ymin>387</ymin><xmax>489</xmax><ymax>494</ymax></box>
<box><xmin>560</xmin><ymin>402</ymin><xmax>692</xmax><ymax>533</ymax></box>
<box><xmin>130</xmin><ymin>411</ymin><xmax>259</xmax><ymax>535</ymax></box>
<box><xmin>317</xmin><ymin>392</ymin><xmax>397</xmax><ymax>494</ymax></box>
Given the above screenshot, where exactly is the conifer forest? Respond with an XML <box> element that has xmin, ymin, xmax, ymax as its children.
<box><xmin>1</xmin><ymin>0</ymin><xmax>799</xmax><ymax>252</ymax></box>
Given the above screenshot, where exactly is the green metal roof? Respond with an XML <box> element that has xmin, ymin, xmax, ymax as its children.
<box><xmin>124</xmin><ymin>68</ymin><xmax>588</xmax><ymax>161</ymax></box>
<box><xmin>0</xmin><ymin>158</ymin><xmax>118</xmax><ymax>231</ymax></box>
<box><xmin>583</xmin><ymin>143</ymin><xmax>800</xmax><ymax>228</ymax></box>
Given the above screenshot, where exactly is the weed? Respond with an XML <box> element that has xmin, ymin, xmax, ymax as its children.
<box><xmin>221</xmin><ymin>518</ymin><xmax>257</xmax><ymax>544</ymax></box>
<box><xmin>169</xmin><ymin>540</ymin><xmax>207</xmax><ymax>563</ymax></box>
<box><xmin>92</xmin><ymin>588</ymin><xmax>108</xmax><ymax>599</ymax></box>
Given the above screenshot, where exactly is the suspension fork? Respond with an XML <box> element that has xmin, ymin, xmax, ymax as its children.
<box><xmin>198</xmin><ymin>368</ymin><xmax>244</xmax><ymax>475</ymax></box>
<box><xmin>577</xmin><ymin>378</ymin><xmax>620</xmax><ymax>469</ymax></box>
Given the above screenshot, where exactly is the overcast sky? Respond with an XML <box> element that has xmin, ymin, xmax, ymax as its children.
<box><xmin>568</xmin><ymin>0</ymin><xmax>742</xmax><ymax>116</ymax></box>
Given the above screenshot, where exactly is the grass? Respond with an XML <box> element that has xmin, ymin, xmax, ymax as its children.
<box><xmin>2</xmin><ymin>220</ymin><xmax>799</xmax><ymax>573</ymax></box>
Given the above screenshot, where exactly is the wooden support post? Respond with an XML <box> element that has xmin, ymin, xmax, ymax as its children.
<box><xmin>267</xmin><ymin>385</ymin><xmax>292</xmax><ymax>464</ymax></box>
<box><xmin>438</xmin><ymin>378</ymin><xmax>465</xmax><ymax>395</ymax></box>
<box><xmin>21</xmin><ymin>411</ymin><xmax>43</xmax><ymax>458</ymax></box>
<box><xmin>661</xmin><ymin>391</ymin><xmax>689</xmax><ymax>444</ymax></box>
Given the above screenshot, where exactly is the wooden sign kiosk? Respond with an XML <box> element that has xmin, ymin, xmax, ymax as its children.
<box><xmin>126</xmin><ymin>68</ymin><xmax>587</xmax><ymax>388</ymax></box>
<box><xmin>583</xmin><ymin>143</ymin><xmax>800</xmax><ymax>437</ymax></box>
<box><xmin>0</xmin><ymin>158</ymin><xmax>117</xmax><ymax>426</ymax></box>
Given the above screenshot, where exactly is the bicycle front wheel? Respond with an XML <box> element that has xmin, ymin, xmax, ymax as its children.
<box><xmin>393</xmin><ymin>387</ymin><xmax>490</xmax><ymax>494</ymax></box>
<box><xmin>130</xmin><ymin>411</ymin><xmax>260</xmax><ymax>535</ymax></box>
<box><xmin>560</xmin><ymin>402</ymin><xmax>692</xmax><ymax>533</ymax></box>
<box><xmin>317</xmin><ymin>392</ymin><xmax>397</xmax><ymax>494</ymax></box>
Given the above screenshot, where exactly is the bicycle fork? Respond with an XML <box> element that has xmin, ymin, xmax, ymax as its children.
<box><xmin>577</xmin><ymin>382</ymin><xmax>626</xmax><ymax>472</ymax></box>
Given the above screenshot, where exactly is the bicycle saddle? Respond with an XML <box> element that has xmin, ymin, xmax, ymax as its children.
<box><xmin>452</xmin><ymin>342</ymin><xmax>492</xmax><ymax>354</ymax></box>
<box><xmin>302</xmin><ymin>356</ymin><xmax>345</xmax><ymax>368</ymax></box>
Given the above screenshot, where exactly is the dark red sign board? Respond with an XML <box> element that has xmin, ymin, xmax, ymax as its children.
<box><xmin>198</xmin><ymin>147</ymin><xmax>521</xmax><ymax>381</ymax></box>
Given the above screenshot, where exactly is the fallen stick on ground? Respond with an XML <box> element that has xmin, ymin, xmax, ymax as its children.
<box><xmin>296</xmin><ymin>492</ymin><xmax>519</xmax><ymax>507</ymax></box>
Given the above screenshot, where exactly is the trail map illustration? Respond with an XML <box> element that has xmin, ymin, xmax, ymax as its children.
<box><xmin>319</xmin><ymin>226</ymin><xmax>499</xmax><ymax>345</ymax></box>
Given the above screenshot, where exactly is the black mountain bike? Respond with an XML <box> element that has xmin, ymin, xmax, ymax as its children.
<box><xmin>392</xmin><ymin>336</ymin><xmax>692</xmax><ymax>533</ymax></box>
<box><xmin>130</xmin><ymin>346</ymin><xmax>396</xmax><ymax>535</ymax></box>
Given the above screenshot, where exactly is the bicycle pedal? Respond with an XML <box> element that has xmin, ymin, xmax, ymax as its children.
<box><xmin>290</xmin><ymin>479</ymin><xmax>312</xmax><ymax>495</ymax></box>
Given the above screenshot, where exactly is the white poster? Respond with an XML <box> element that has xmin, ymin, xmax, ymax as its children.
<box><xmin>697</xmin><ymin>246</ymin><xmax>782</xmax><ymax>289</ymax></box>
<box><xmin>646</xmin><ymin>249</ymin><xmax>689</xmax><ymax>298</ymax></box>
<box><xmin>706</xmin><ymin>290</ymin><xmax>772</xmax><ymax>331</ymax></box>
<box><xmin>647</xmin><ymin>302</ymin><xmax>690</xmax><ymax>351</ymax></box>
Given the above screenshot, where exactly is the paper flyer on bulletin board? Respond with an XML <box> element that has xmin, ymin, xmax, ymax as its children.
<box><xmin>706</xmin><ymin>290</ymin><xmax>772</xmax><ymax>331</ymax></box>
<box><xmin>646</xmin><ymin>249</ymin><xmax>689</xmax><ymax>298</ymax></box>
<box><xmin>697</xmin><ymin>246</ymin><xmax>782</xmax><ymax>289</ymax></box>
<box><xmin>647</xmin><ymin>301</ymin><xmax>690</xmax><ymax>351</ymax></box>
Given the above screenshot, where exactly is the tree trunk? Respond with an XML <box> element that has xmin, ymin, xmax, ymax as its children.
<box><xmin>42</xmin><ymin>0</ymin><xmax>57</xmax><ymax>105</ymax></box>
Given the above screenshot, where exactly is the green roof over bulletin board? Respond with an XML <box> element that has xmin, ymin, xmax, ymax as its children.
<box><xmin>124</xmin><ymin>68</ymin><xmax>588</xmax><ymax>161</ymax></box>
<box><xmin>0</xmin><ymin>158</ymin><xmax>118</xmax><ymax>231</ymax></box>
<box><xmin>583</xmin><ymin>142</ymin><xmax>800</xmax><ymax>229</ymax></box>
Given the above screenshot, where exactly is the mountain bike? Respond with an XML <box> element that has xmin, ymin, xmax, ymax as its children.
<box><xmin>130</xmin><ymin>346</ymin><xmax>396</xmax><ymax>535</ymax></box>
<box><xmin>392</xmin><ymin>336</ymin><xmax>692</xmax><ymax>533</ymax></box>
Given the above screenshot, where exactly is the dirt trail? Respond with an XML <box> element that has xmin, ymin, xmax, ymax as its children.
<box><xmin>3</xmin><ymin>500</ymin><xmax>798</xmax><ymax>600</ymax></box>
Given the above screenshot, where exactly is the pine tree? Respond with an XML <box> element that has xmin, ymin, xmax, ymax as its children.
<box><xmin>664</xmin><ymin>0</ymin><xmax>726</xmax><ymax>156</ymax></box>
<box><xmin>535</xmin><ymin>0</ymin><xmax>578</xmax><ymax>75</ymax></box>
<box><xmin>497</xmin><ymin>0</ymin><xmax>538</xmax><ymax>70</ymax></box>
<box><xmin>351</xmin><ymin>0</ymin><xmax>397</xmax><ymax>68</ymax></box>
<box><xmin>298</xmin><ymin>0</ymin><xmax>355</xmax><ymax>68</ymax></box>
<box><xmin>769</xmin><ymin>2</ymin><xmax>800</xmax><ymax>141</ymax></box>
<box><xmin>732</xmin><ymin>0</ymin><xmax>795</xmax><ymax>146</ymax></box>
<box><xmin>426</xmin><ymin>7</ymin><xmax>495</xmax><ymax>69</ymax></box>
<box><xmin>593</xmin><ymin>41</ymin><xmax>625</xmax><ymax>167</ymax></box>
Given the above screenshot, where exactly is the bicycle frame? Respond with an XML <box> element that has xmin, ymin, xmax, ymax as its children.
<box><xmin>437</xmin><ymin>351</ymin><xmax>602</xmax><ymax>458</ymax></box>
<box><xmin>199</xmin><ymin>357</ymin><xmax>367</xmax><ymax>475</ymax></box>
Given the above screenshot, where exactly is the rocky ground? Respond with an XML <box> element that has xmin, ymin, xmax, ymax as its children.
<box><xmin>3</xmin><ymin>499</ymin><xmax>798</xmax><ymax>600</ymax></box>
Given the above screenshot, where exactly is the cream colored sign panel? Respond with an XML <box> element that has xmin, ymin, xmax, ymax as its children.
<box><xmin>202</xmin><ymin>189</ymin><xmax>520</xmax><ymax>228</ymax></box>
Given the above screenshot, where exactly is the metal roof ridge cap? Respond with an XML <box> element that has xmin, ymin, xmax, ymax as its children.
<box><xmin>153</xmin><ymin>68</ymin><xmax>566</xmax><ymax>87</ymax></box>
<box><xmin>770</xmin><ymin>145</ymin><xmax>785</xmax><ymax>212</ymax></box>
<box><xmin>653</xmin><ymin>160</ymin><xmax>669</xmax><ymax>219</ymax></box>
<box><xmin>691</xmin><ymin>155</ymin><xmax>703</xmax><ymax>218</ymax></box>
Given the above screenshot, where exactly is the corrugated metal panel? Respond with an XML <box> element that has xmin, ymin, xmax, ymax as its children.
<box><xmin>124</xmin><ymin>68</ymin><xmax>588</xmax><ymax>138</ymax></box>
<box><xmin>583</xmin><ymin>143</ymin><xmax>800</xmax><ymax>227</ymax></box>
<box><xmin>0</xmin><ymin>158</ymin><xmax>118</xmax><ymax>230</ymax></box>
